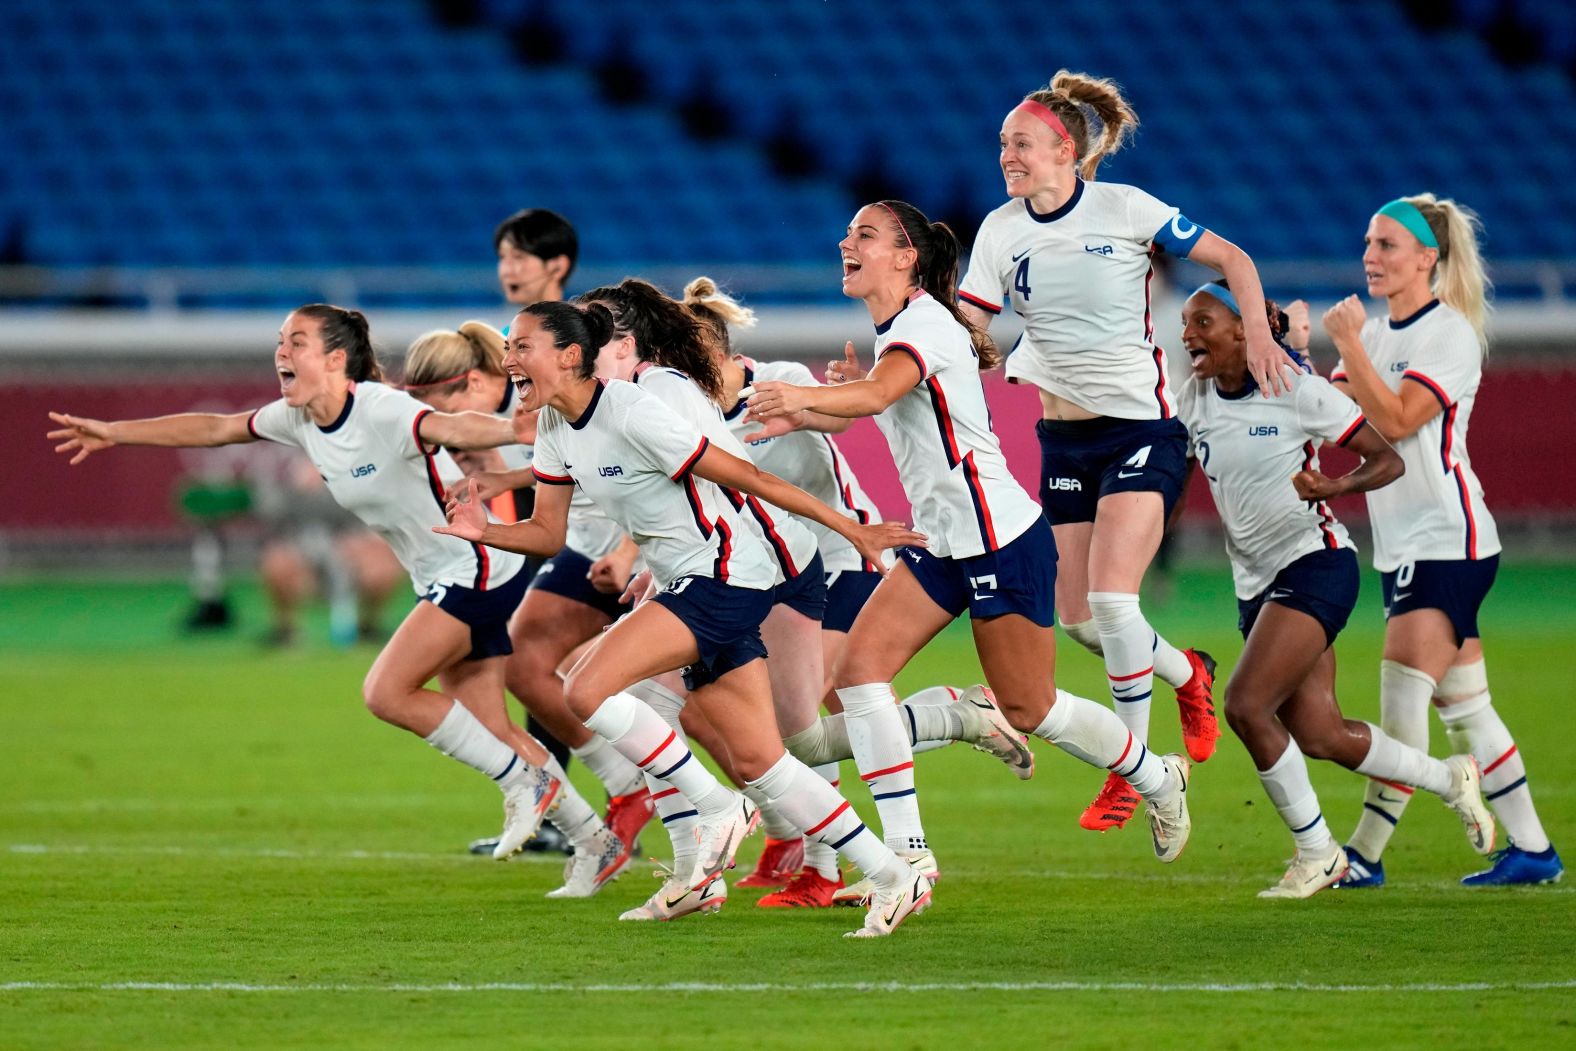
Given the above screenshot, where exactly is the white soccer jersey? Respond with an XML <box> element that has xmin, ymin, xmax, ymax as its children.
<box><xmin>1332</xmin><ymin>300</ymin><xmax>1501</xmax><ymax>571</ymax></box>
<box><xmin>1178</xmin><ymin>367</ymin><xmax>1366</xmax><ymax>599</ymax></box>
<box><xmin>531</xmin><ymin>380</ymin><xmax>776</xmax><ymax>591</ymax></box>
<box><xmin>959</xmin><ymin>179</ymin><xmax>1205</xmax><ymax>421</ymax></box>
<box><xmin>634</xmin><ymin>365</ymin><xmax>819</xmax><ymax>582</ymax></box>
<box><xmin>873</xmin><ymin>291</ymin><xmax>1043</xmax><ymax>559</ymax></box>
<box><xmin>724</xmin><ymin>358</ymin><xmax>889</xmax><ymax>574</ymax></box>
<box><xmin>248</xmin><ymin>381</ymin><xmax>525</xmax><ymax>595</ymax></box>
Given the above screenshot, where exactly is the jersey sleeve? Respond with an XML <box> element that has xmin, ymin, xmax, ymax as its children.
<box><xmin>1124</xmin><ymin>185</ymin><xmax>1205</xmax><ymax>258</ymax></box>
<box><xmin>622</xmin><ymin>389</ymin><xmax>711</xmax><ymax>480</ymax></box>
<box><xmin>358</xmin><ymin>384</ymin><xmax>434</xmax><ymax>460</ymax></box>
<box><xmin>1295</xmin><ymin>374</ymin><xmax>1367</xmax><ymax>447</ymax></box>
<box><xmin>957</xmin><ymin>215</ymin><xmax>1006</xmax><ymax>315</ymax></box>
<box><xmin>245</xmin><ymin>399</ymin><xmax>299</xmax><ymax>447</ymax></box>
<box><xmin>1400</xmin><ymin>318</ymin><xmax>1481</xmax><ymax>408</ymax></box>
<box><xmin>529</xmin><ymin>417</ymin><xmax>573</xmax><ymax>486</ymax></box>
<box><xmin>760</xmin><ymin>360</ymin><xmax>819</xmax><ymax>387</ymax></box>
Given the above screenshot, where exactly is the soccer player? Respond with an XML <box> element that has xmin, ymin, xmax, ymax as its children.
<box><xmin>1177</xmin><ymin>282</ymin><xmax>1494</xmax><ymax>897</ymax></box>
<box><xmin>438</xmin><ymin>300</ymin><xmax>936</xmax><ymax>937</ymax></box>
<box><xmin>955</xmin><ymin>71</ymin><xmax>1293</xmax><ymax>831</ymax></box>
<box><xmin>1324</xmin><ymin>195</ymin><xmax>1563</xmax><ymax>887</ymax></box>
<box><xmin>746</xmin><ymin>200</ymin><xmax>1195</xmax><ymax>878</ymax></box>
<box><xmin>47</xmin><ymin>305</ymin><xmax>628</xmax><ymax>897</ymax></box>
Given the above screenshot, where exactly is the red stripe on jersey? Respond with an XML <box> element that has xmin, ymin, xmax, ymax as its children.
<box><xmin>745</xmin><ymin>494</ymin><xmax>798</xmax><ymax>577</ymax></box>
<box><xmin>1335</xmin><ymin>415</ymin><xmax>1366</xmax><ymax>447</ymax></box>
<box><xmin>925</xmin><ymin>376</ymin><xmax>962</xmax><ymax>468</ymax></box>
<box><xmin>713</xmin><ymin>517</ymin><xmax>734</xmax><ymax>582</ymax></box>
<box><xmin>532</xmin><ymin>468</ymin><xmax>574</xmax><ymax>485</ymax></box>
<box><xmin>1330</xmin><ymin>371</ymin><xmax>1349</xmax><ymax>382</ymax></box>
<box><xmin>1302</xmin><ymin>440</ymin><xmax>1339</xmax><ymax>549</ymax></box>
<box><xmin>958</xmin><ymin>290</ymin><xmax>1002</xmax><ymax>315</ymax></box>
<box><xmin>826</xmin><ymin>436</ymin><xmax>877</xmax><ymax>570</ymax></box>
<box><xmin>1151</xmin><ymin>345</ymin><xmax>1173</xmax><ymax>419</ymax></box>
<box><xmin>245</xmin><ymin>410</ymin><xmax>264</xmax><ymax>440</ymax></box>
<box><xmin>1438</xmin><ymin>402</ymin><xmax>1458</xmax><ymax>473</ymax></box>
<box><xmin>1452</xmin><ymin>464</ymin><xmax>1479</xmax><ymax>559</ymax></box>
<box><xmin>961</xmin><ymin>452</ymin><xmax>1000</xmax><ymax>551</ymax></box>
<box><xmin>682</xmin><ymin>476</ymin><xmax>714</xmax><ymax>538</ymax></box>
<box><xmin>671</xmin><ymin>436</ymin><xmax>709</xmax><ymax>481</ymax></box>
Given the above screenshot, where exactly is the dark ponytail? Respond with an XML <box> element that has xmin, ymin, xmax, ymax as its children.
<box><xmin>575</xmin><ymin>278</ymin><xmax>726</xmax><ymax>401</ymax></box>
<box><xmin>876</xmin><ymin>200</ymin><xmax>999</xmax><ymax>370</ymax></box>
<box><xmin>296</xmin><ymin>303</ymin><xmax>382</xmax><ymax>382</ymax></box>
<box><xmin>521</xmin><ymin>301</ymin><xmax>615</xmax><ymax>381</ymax></box>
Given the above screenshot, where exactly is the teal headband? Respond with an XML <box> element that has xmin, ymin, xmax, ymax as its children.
<box><xmin>1376</xmin><ymin>199</ymin><xmax>1439</xmax><ymax>249</ymax></box>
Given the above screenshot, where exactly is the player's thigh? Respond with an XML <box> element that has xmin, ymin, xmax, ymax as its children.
<box><xmin>688</xmin><ymin>659</ymin><xmax>784</xmax><ymax>780</ymax></box>
<box><xmin>834</xmin><ymin>562</ymin><xmax>954</xmax><ymax>687</ymax></box>
<box><xmin>365</xmin><ymin>599</ymin><xmax>473</xmax><ymax>698</ymax></box>
<box><xmin>1227</xmin><ymin>603</ymin><xmax>1330</xmax><ymax>723</ymax></box>
<box><xmin>562</xmin><ymin>601</ymin><xmax>701</xmax><ymax>716</ymax></box>
<box><xmin>509</xmin><ymin>588</ymin><xmax>612</xmax><ymax>673</ymax></box>
<box><xmin>1050</xmin><ymin>521</ymin><xmax>1093</xmax><ymax>622</ymax></box>
<box><xmin>1382</xmin><ymin>608</ymin><xmax>1461</xmax><ymax>681</ymax></box>
<box><xmin>761</xmin><ymin>603</ymin><xmax>825</xmax><ymax>737</ymax></box>
<box><xmin>1087</xmin><ymin>490</ymin><xmax>1165</xmax><ymax>593</ymax></box>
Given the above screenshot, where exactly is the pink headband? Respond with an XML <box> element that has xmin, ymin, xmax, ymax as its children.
<box><xmin>1014</xmin><ymin>100</ymin><xmax>1076</xmax><ymax>155</ymax></box>
<box><xmin>877</xmin><ymin>202</ymin><xmax>913</xmax><ymax>249</ymax></box>
<box><xmin>403</xmin><ymin>368</ymin><xmax>470</xmax><ymax>391</ymax></box>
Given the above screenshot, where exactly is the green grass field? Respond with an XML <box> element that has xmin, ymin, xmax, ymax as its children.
<box><xmin>2</xmin><ymin>565</ymin><xmax>1572</xmax><ymax>1049</ymax></box>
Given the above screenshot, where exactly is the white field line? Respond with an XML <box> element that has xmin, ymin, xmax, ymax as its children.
<box><xmin>2</xmin><ymin>979</ymin><xmax>1574</xmax><ymax>995</ymax></box>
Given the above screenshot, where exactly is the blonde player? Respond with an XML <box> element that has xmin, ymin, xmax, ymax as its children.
<box><xmin>956</xmin><ymin>72</ymin><xmax>1291</xmax><ymax>831</ymax></box>
<box><xmin>1178</xmin><ymin>282</ymin><xmax>1494</xmax><ymax>897</ymax></box>
<box><xmin>747</xmin><ymin>200</ymin><xmax>1194</xmax><ymax>875</ymax></box>
<box><xmin>439</xmin><ymin>300</ymin><xmax>936</xmax><ymax>937</ymax></box>
<box><xmin>48</xmin><ymin>305</ymin><xmax>626</xmax><ymax>897</ymax></box>
<box><xmin>1325</xmin><ymin>195</ymin><xmax>1562</xmax><ymax>887</ymax></box>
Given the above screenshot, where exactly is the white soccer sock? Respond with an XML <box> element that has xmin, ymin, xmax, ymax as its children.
<box><xmin>1088</xmin><ymin>592</ymin><xmax>1155</xmax><ymax>741</ymax></box>
<box><xmin>836</xmin><ymin>682</ymin><xmax>926</xmax><ymax>852</ymax></box>
<box><xmin>1436</xmin><ymin>661</ymin><xmax>1551</xmax><ymax>853</ymax></box>
<box><xmin>904</xmin><ymin>685</ymin><xmax>964</xmax><ymax>754</ymax></box>
<box><xmin>786</xmin><ymin>687</ymin><xmax>961</xmax><ymax>766</ymax></box>
<box><xmin>582</xmin><ymin>691</ymin><xmax>731</xmax><ymax>817</ymax></box>
<box><xmin>543</xmin><ymin>755</ymin><xmax>603</xmax><ymax>849</ymax></box>
<box><xmin>747</xmin><ymin>753</ymin><xmax>906</xmax><ymax>889</ymax></box>
<box><xmin>759</xmin><ymin>801</ymin><xmax>799</xmax><ymax>840</ymax></box>
<box><xmin>1151</xmin><ymin>631</ymin><xmax>1194</xmax><ymax>690</ymax></box>
<box><xmin>1258</xmin><ymin>739</ymin><xmax>1333</xmax><ymax>852</ymax></box>
<box><xmin>1347</xmin><ymin>661</ymin><xmax>1434</xmax><ymax>861</ymax></box>
<box><xmin>1354</xmin><ymin>724</ymin><xmax>1452</xmax><ymax>796</ymax></box>
<box><xmin>626</xmin><ymin>678</ymin><xmax>686</xmax><ymax>731</ymax></box>
<box><xmin>647</xmin><ymin>774</ymin><xmax>699</xmax><ymax>874</ymax></box>
<box><xmin>1032</xmin><ymin>688</ymin><xmax>1171</xmax><ymax>799</ymax></box>
<box><xmin>1061</xmin><ymin>617</ymin><xmax>1104</xmax><ymax>658</ymax></box>
<box><xmin>801</xmin><ymin>763</ymin><xmax>841</xmax><ymax>879</ymax></box>
<box><xmin>423</xmin><ymin>700</ymin><xmax>536</xmax><ymax>789</ymax></box>
<box><xmin>570</xmin><ymin>734</ymin><xmax>645</xmax><ymax>798</ymax></box>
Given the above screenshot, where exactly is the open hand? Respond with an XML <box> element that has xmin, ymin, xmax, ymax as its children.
<box><xmin>47</xmin><ymin>412</ymin><xmax>118</xmax><ymax>465</ymax></box>
<box><xmin>744</xmin><ymin>380</ymin><xmax>813</xmax><ymax>420</ymax></box>
<box><xmin>851</xmin><ymin>520</ymin><xmax>927</xmax><ymax>574</ymax></box>
<box><xmin>1246</xmin><ymin>330</ymin><xmax>1300</xmax><ymax>399</ymax></box>
<box><xmin>432</xmin><ymin>477</ymin><xmax>489</xmax><ymax>541</ymax></box>
<box><xmin>620</xmin><ymin>568</ymin><xmax>654</xmax><ymax>607</ymax></box>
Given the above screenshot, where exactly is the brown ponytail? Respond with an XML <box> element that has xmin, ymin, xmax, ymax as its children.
<box><xmin>1023</xmin><ymin>70</ymin><xmax>1139</xmax><ymax>181</ymax></box>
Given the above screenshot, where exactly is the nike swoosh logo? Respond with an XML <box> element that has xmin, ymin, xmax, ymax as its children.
<box><xmin>1011</xmin><ymin>250</ymin><xmax>1030</xmax><ymax>262</ymax></box>
<box><xmin>1323</xmin><ymin>858</ymin><xmax>1341</xmax><ymax>876</ymax></box>
<box><xmin>885</xmin><ymin>877</ymin><xmax>922</xmax><ymax>925</ymax></box>
<box><xmin>1265</xmin><ymin>590</ymin><xmax>1293</xmax><ymax>601</ymax></box>
<box><xmin>1376</xmin><ymin>792</ymin><xmax>1404</xmax><ymax>804</ymax></box>
<box><xmin>1118</xmin><ymin>470</ymin><xmax>1143</xmax><ymax>479</ymax></box>
<box><xmin>972</xmin><ymin>591</ymin><xmax>992</xmax><ymax>600</ymax></box>
<box><xmin>1393</xmin><ymin>592</ymin><xmax>1411</xmax><ymax>601</ymax></box>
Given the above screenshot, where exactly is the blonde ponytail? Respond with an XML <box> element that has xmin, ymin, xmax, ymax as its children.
<box><xmin>1403</xmin><ymin>193</ymin><xmax>1492</xmax><ymax>353</ymax></box>
<box><xmin>1025</xmin><ymin>70</ymin><xmax>1139</xmax><ymax>181</ymax></box>
<box><xmin>403</xmin><ymin>320</ymin><xmax>507</xmax><ymax>393</ymax></box>
<box><xmin>682</xmin><ymin>275</ymin><xmax>756</xmax><ymax>353</ymax></box>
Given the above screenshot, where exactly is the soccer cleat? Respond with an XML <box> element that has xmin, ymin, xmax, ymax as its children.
<box><xmin>1146</xmin><ymin>754</ymin><xmax>1192</xmax><ymax>863</ymax></box>
<box><xmin>604</xmin><ymin>786</ymin><xmax>657</xmax><ymax>852</ymax></box>
<box><xmin>546</xmin><ymin>828</ymin><xmax>631</xmax><ymax>899</ymax></box>
<box><xmin>1257</xmin><ymin>840</ymin><xmax>1350</xmax><ymax>899</ymax></box>
<box><xmin>689</xmin><ymin>793</ymin><xmax>760</xmax><ymax>890</ymax></box>
<box><xmin>467</xmin><ymin>835</ymin><xmax>501</xmax><ymax>856</ymax></box>
<box><xmin>832</xmin><ymin>847</ymin><xmax>938</xmax><ymax>907</ymax></box>
<box><xmin>953</xmin><ymin>685</ymin><xmax>1035</xmax><ymax>780</ymax></box>
<box><xmin>1079</xmin><ymin>771</ymin><xmax>1141</xmax><ymax>831</ymax></box>
<box><xmin>492</xmin><ymin>767</ymin><xmax>563</xmax><ymax>860</ymax></box>
<box><xmin>757</xmin><ymin>868</ymin><xmax>844</xmax><ymax>908</ymax></box>
<box><xmin>1460</xmin><ymin>844</ymin><xmax>1564</xmax><ymax>887</ymax></box>
<box><xmin>1175</xmin><ymin>649</ymin><xmax>1221</xmax><ymax>763</ymax></box>
<box><xmin>845</xmin><ymin>864</ymin><xmax>934</xmax><ymax>938</ymax></box>
<box><xmin>1333</xmin><ymin>846</ymin><xmax>1386</xmax><ymax>889</ymax></box>
<box><xmin>1440</xmin><ymin>754</ymin><xmax>1496</xmax><ymax>855</ymax></box>
<box><xmin>619</xmin><ymin>869</ymin><xmax>729</xmax><ymax>921</ymax></box>
<box><xmin>522</xmin><ymin>822</ymin><xmax>573</xmax><ymax>855</ymax></box>
<box><xmin>735</xmin><ymin>836</ymin><xmax>806</xmax><ymax>889</ymax></box>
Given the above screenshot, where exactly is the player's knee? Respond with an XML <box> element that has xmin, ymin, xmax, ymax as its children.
<box><xmin>360</xmin><ymin>667</ymin><xmax>403</xmax><ymax>723</ymax></box>
<box><xmin>1222</xmin><ymin>683</ymin><xmax>1267</xmax><ymax>739</ymax></box>
<box><xmin>560</xmin><ymin>667</ymin><xmax>603</xmax><ymax>722</ymax></box>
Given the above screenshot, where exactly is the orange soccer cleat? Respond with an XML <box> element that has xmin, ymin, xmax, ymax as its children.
<box><xmin>735</xmin><ymin>836</ymin><xmax>806</xmax><ymax>889</ymax></box>
<box><xmin>604</xmin><ymin>786</ymin><xmax>657</xmax><ymax>852</ymax></box>
<box><xmin>757</xmin><ymin>868</ymin><xmax>844</xmax><ymax>908</ymax></box>
<box><xmin>1175</xmin><ymin>649</ymin><xmax>1221</xmax><ymax>763</ymax></box>
<box><xmin>1079</xmin><ymin>771</ymin><xmax>1141</xmax><ymax>831</ymax></box>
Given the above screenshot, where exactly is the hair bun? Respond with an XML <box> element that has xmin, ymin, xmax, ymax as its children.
<box><xmin>579</xmin><ymin>301</ymin><xmax>616</xmax><ymax>351</ymax></box>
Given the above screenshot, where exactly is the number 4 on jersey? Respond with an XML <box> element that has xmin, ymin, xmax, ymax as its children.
<box><xmin>1013</xmin><ymin>258</ymin><xmax>1032</xmax><ymax>301</ymax></box>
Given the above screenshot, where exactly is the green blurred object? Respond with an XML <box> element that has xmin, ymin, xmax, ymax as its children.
<box><xmin>176</xmin><ymin>480</ymin><xmax>253</xmax><ymax>520</ymax></box>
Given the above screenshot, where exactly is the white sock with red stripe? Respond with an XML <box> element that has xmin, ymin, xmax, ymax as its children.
<box><xmin>1435</xmin><ymin>661</ymin><xmax>1550</xmax><ymax>852</ymax></box>
<box><xmin>1031</xmin><ymin>689</ymin><xmax>1172</xmax><ymax>799</ymax></box>
<box><xmin>1088</xmin><ymin>592</ymin><xmax>1155</xmax><ymax>742</ymax></box>
<box><xmin>570</xmin><ymin>735</ymin><xmax>645</xmax><ymax>798</ymax></box>
<box><xmin>746</xmin><ymin>753</ymin><xmax>905</xmax><ymax>889</ymax></box>
<box><xmin>582</xmin><ymin>690</ymin><xmax>732</xmax><ymax>818</ymax></box>
<box><xmin>1258</xmin><ymin>739</ymin><xmax>1333</xmax><ymax>851</ymax></box>
<box><xmin>423</xmin><ymin>700</ymin><xmax>540</xmax><ymax>790</ymax></box>
<box><xmin>1354</xmin><ymin>724</ymin><xmax>1452</xmax><ymax>796</ymax></box>
<box><xmin>801</xmin><ymin>763</ymin><xmax>842</xmax><ymax>880</ymax></box>
<box><xmin>835</xmin><ymin>682</ymin><xmax>927</xmax><ymax>852</ymax></box>
<box><xmin>1347</xmin><ymin>661</ymin><xmax>1434</xmax><ymax>861</ymax></box>
<box><xmin>621</xmin><ymin>680</ymin><xmax>703</xmax><ymax>871</ymax></box>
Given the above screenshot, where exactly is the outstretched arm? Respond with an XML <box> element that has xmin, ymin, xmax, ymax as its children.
<box><xmin>48</xmin><ymin>410</ymin><xmax>257</xmax><ymax>464</ymax></box>
<box><xmin>745</xmin><ymin>345</ymin><xmax>921</xmax><ymax>421</ymax></box>
<box><xmin>416</xmin><ymin>410</ymin><xmax>517</xmax><ymax>451</ymax></box>
<box><xmin>433</xmin><ymin>475</ymin><xmax>571</xmax><ymax>556</ymax></box>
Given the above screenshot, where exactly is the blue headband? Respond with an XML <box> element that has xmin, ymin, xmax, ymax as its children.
<box><xmin>1193</xmin><ymin>283</ymin><xmax>1240</xmax><ymax>317</ymax></box>
<box><xmin>1375</xmin><ymin>199</ymin><xmax>1439</xmax><ymax>249</ymax></box>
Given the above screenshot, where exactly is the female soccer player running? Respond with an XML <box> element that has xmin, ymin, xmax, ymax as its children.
<box><xmin>747</xmin><ymin>200</ymin><xmax>1194</xmax><ymax>876</ymax></box>
<box><xmin>1324</xmin><ymin>195</ymin><xmax>1563</xmax><ymax>887</ymax></box>
<box><xmin>956</xmin><ymin>71</ymin><xmax>1293</xmax><ymax>831</ymax></box>
<box><xmin>48</xmin><ymin>305</ymin><xmax>626</xmax><ymax>896</ymax></box>
<box><xmin>439</xmin><ymin>300</ymin><xmax>937</xmax><ymax>937</ymax></box>
<box><xmin>1178</xmin><ymin>283</ymin><xmax>1494</xmax><ymax>897</ymax></box>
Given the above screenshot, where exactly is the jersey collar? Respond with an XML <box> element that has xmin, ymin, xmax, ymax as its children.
<box><xmin>496</xmin><ymin>380</ymin><xmax>514</xmax><ymax>415</ymax></box>
<box><xmin>317</xmin><ymin>389</ymin><xmax>355</xmax><ymax>433</ymax></box>
<box><xmin>1024</xmin><ymin>177</ymin><xmax>1084</xmax><ymax>224</ymax></box>
<box><xmin>1388</xmin><ymin>298</ymin><xmax>1440</xmax><ymax>330</ymax></box>
<box><xmin>568</xmin><ymin>379</ymin><xmax>604</xmax><ymax>430</ymax></box>
<box><xmin>724</xmin><ymin>363</ymin><xmax>754</xmax><ymax>421</ymax></box>
<box><xmin>874</xmin><ymin>288</ymin><xmax>928</xmax><ymax>335</ymax></box>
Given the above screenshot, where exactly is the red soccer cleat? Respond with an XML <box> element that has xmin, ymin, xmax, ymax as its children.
<box><xmin>1175</xmin><ymin>649</ymin><xmax>1221</xmax><ymax>763</ymax></box>
<box><xmin>1079</xmin><ymin>771</ymin><xmax>1141</xmax><ymax>831</ymax></box>
<box><xmin>757</xmin><ymin>868</ymin><xmax>844</xmax><ymax>908</ymax></box>
<box><xmin>735</xmin><ymin>836</ymin><xmax>806</xmax><ymax>888</ymax></box>
<box><xmin>604</xmin><ymin>787</ymin><xmax>656</xmax><ymax>852</ymax></box>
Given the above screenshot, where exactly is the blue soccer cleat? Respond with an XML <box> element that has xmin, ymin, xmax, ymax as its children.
<box><xmin>1461</xmin><ymin>844</ymin><xmax>1564</xmax><ymax>887</ymax></box>
<box><xmin>1333</xmin><ymin>846</ymin><xmax>1385</xmax><ymax>889</ymax></box>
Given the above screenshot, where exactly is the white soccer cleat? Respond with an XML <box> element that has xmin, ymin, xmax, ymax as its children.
<box><xmin>689</xmin><ymin>793</ymin><xmax>760</xmax><ymax>890</ymax></box>
<box><xmin>953</xmin><ymin>685</ymin><xmax>1035</xmax><ymax>780</ymax></box>
<box><xmin>546</xmin><ymin>828</ymin><xmax>632</xmax><ymax>899</ymax></box>
<box><xmin>492</xmin><ymin>767</ymin><xmax>563</xmax><ymax>860</ymax></box>
<box><xmin>845</xmin><ymin>863</ymin><xmax>934</xmax><ymax>938</ymax></box>
<box><xmin>832</xmin><ymin>847</ymin><xmax>938</xmax><ymax>907</ymax></box>
<box><xmin>1146</xmin><ymin>754</ymin><xmax>1192</xmax><ymax>864</ymax></box>
<box><xmin>1258</xmin><ymin>840</ymin><xmax>1350</xmax><ymax>899</ymax></box>
<box><xmin>618</xmin><ymin>870</ymin><xmax>728</xmax><ymax>921</ymax></box>
<box><xmin>1441</xmin><ymin>754</ymin><xmax>1497</xmax><ymax>856</ymax></box>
